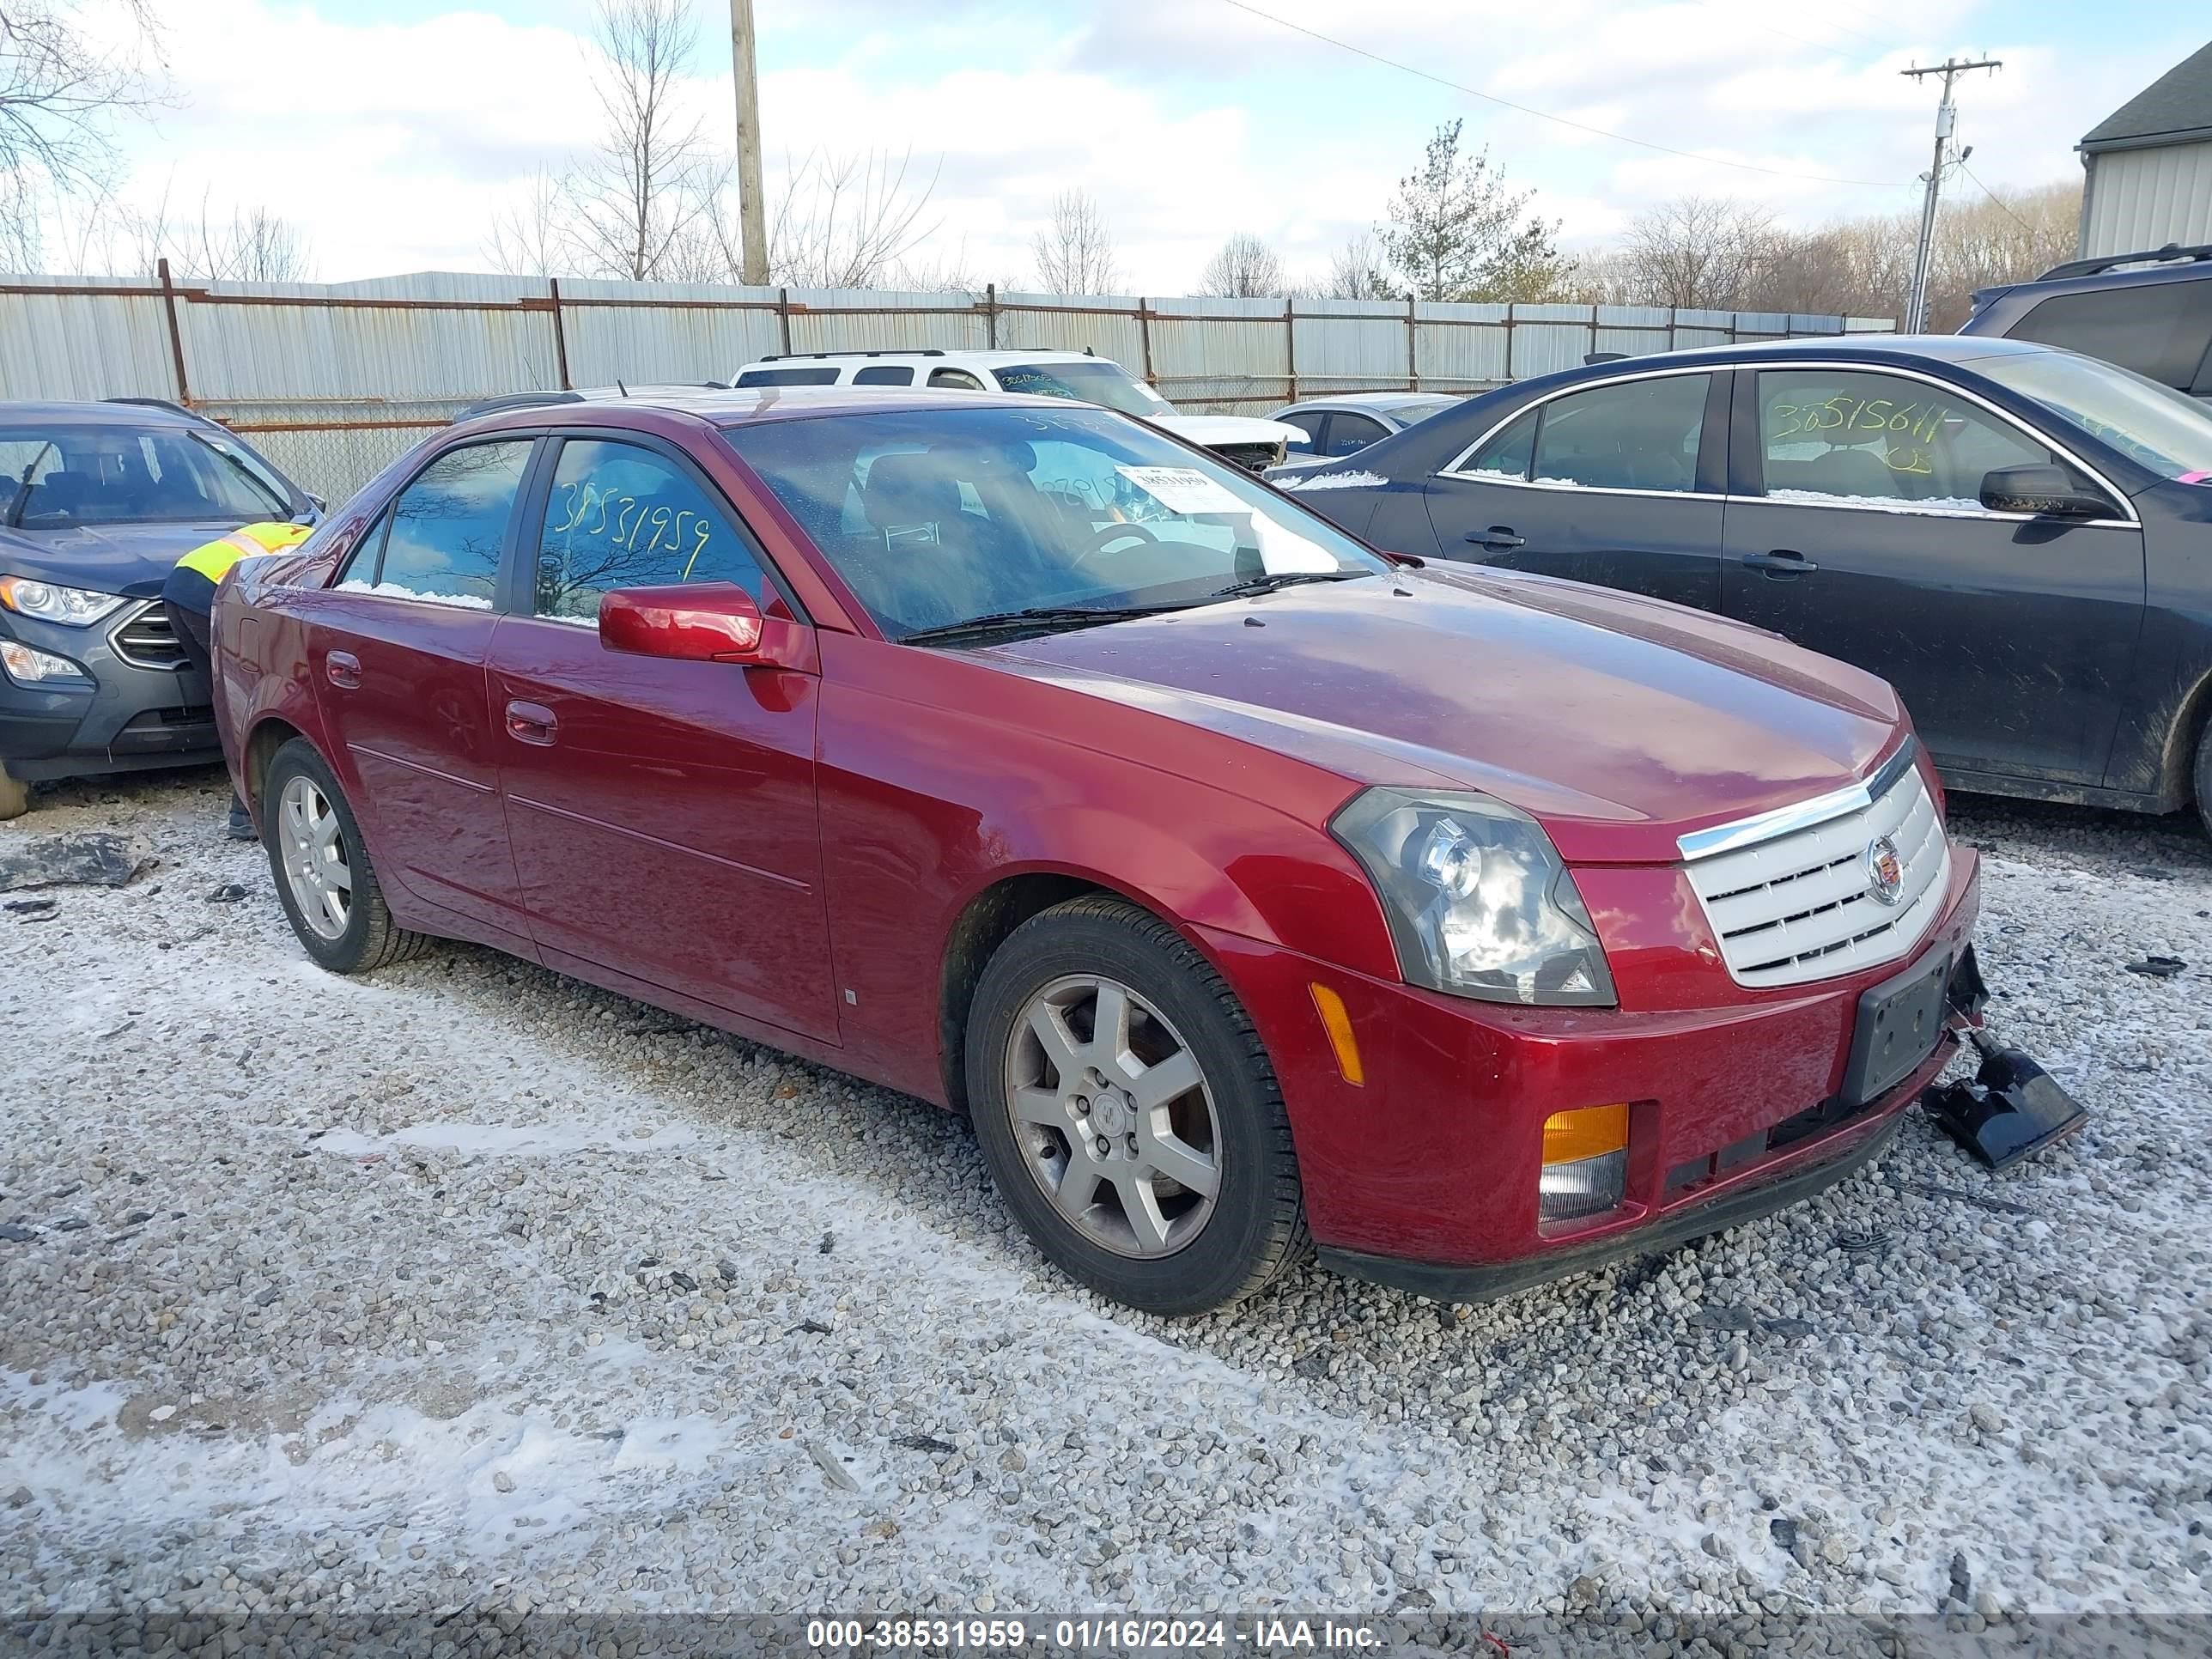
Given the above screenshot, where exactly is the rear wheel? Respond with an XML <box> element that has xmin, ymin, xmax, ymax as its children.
<box><xmin>262</xmin><ymin>738</ymin><xmax>429</xmax><ymax>974</ymax></box>
<box><xmin>0</xmin><ymin>763</ymin><xmax>27</xmax><ymax>822</ymax></box>
<box><xmin>2197</xmin><ymin>721</ymin><xmax>2212</xmax><ymax>841</ymax></box>
<box><xmin>965</xmin><ymin>896</ymin><xmax>1308</xmax><ymax>1316</ymax></box>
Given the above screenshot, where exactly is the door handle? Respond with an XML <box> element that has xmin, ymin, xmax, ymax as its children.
<box><xmin>1742</xmin><ymin>549</ymin><xmax>1820</xmax><ymax>578</ymax></box>
<box><xmin>1466</xmin><ymin>526</ymin><xmax>1524</xmax><ymax>550</ymax></box>
<box><xmin>325</xmin><ymin>651</ymin><xmax>361</xmax><ymax>690</ymax></box>
<box><xmin>504</xmin><ymin>700</ymin><xmax>558</xmax><ymax>746</ymax></box>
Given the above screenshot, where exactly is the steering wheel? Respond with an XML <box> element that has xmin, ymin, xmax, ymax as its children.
<box><xmin>1069</xmin><ymin>520</ymin><xmax>1160</xmax><ymax>574</ymax></box>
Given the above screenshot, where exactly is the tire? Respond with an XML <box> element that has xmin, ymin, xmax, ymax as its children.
<box><xmin>261</xmin><ymin>737</ymin><xmax>430</xmax><ymax>974</ymax></box>
<box><xmin>2197</xmin><ymin>721</ymin><xmax>2212</xmax><ymax>842</ymax></box>
<box><xmin>0</xmin><ymin>763</ymin><xmax>27</xmax><ymax>822</ymax></box>
<box><xmin>964</xmin><ymin>895</ymin><xmax>1309</xmax><ymax>1316</ymax></box>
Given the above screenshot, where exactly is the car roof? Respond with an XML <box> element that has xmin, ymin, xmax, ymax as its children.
<box><xmin>1279</xmin><ymin>392</ymin><xmax>1459</xmax><ymax>415</ymax></box>
<box><xmin>737</xmin><ymin>348</ymin><xmax>1108</xmax><ymax>370</ymax></box>
<box><xmin>0</xmin><ymin>398</ymin><xmax>204</xmax><ymax>426</ymax></box>
<box><xmin>455</xmin><ymin>384</ymin><xmax>1098</xmax><ymax>434</ymax></box>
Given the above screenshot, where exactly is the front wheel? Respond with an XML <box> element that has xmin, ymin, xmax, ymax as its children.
<box><xmin>965</xmin><ymin>896</ymin><xmax>1308</xmax><ymax>1316</ymax></box>
<box><xmin>262</xmin><ymin>737</ymin><xmax>429</xmax><ymax>974</ymax></box>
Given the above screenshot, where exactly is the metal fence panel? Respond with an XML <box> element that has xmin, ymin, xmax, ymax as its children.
<box><xmin>0</xmin><ymin>268</ymin><xmax>1893</xmax><ymax>500</ymax></box>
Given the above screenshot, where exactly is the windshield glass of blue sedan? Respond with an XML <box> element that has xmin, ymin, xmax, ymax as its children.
<box><xmin>725</xmin><ymin>405</ymin><xmax>1389</xmax><ymax>638</ymax></box>
<box><xmin>1973</xmin><ymin>349</ymin><xmax>2212</xmax><ymax>481</ymax></box>
<box><xmin>0</xmin><ymin>424</ymin><xmax>285</xmax><ymax>528</ymax></box>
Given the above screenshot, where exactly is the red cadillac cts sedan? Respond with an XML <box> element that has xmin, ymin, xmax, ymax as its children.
<box><xmin>214</xmin><ymin>388</ymin><xmax>1982</xmax><ymax>1316</ymax></box>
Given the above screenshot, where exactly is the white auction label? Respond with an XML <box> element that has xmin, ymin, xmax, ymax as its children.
<box><xmin>1113</xmin><ymin>465</ymin><xmax>1251</xmax><ymax>515</ymax></box>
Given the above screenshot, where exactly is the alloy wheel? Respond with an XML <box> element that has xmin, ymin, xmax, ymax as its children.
<box><xmin>1002</xmin><ymin>973</ymin><xmax>1222</xmax><ymax>1258</ymax></box>
<box><xmin>278</xmin><ymin>774</ymin><xmax>353</xmax><ymax>940</ymax></box>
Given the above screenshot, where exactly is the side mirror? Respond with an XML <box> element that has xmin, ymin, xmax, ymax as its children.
<box><xmin>599</xmin><ymin>582</ymin><xmax>810</xmax><ymax>669</ymax></box>
<box><xmin>1978</xmin><ymin>464</ymin><xmax>2114</xmax><ymax>518</ymax></box>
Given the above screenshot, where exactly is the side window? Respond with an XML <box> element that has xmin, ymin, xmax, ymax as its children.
<box><xmin>1455</xmin><ymin>409</ymin><xmax>1537</xmax><ymax>481</ymax></box>
<box><xmin>2007</xmin><ymin>283</ymin><xmax>2212</xmax><ymax>391</ymax></box>
<box><xmin>342</xmin><ymin>440</ymin><xmax>532</xmax><ymax>607</ymax></box>
<box><xmin>1530</xmin><ymin>374</ymin><xmax>1709</xmax><ymax>492</ymax></box>
<box><xmin>734</xmin><ymin>366</ymin><xmax>841</xmax><ymax>387</ymax></box>
<box><xmin>852</xmin><ymin>364</ymin><xmax>915</xmax><ymax>386</ymax></box>
<box><xmin>1278</xmin><ymin>410</ymin><xmax>1325</xmax><ymax>453</ymax></box>
<box><xmin>1753</xmin><ymin>369</ymin><xmax>2055</xmax><ymax>508</ymax></box>
<box><xmin>534</xmin><ymin>440</ymin><xmax>768</xmax><ymax>625</ymax></box>
<box><xmin>1322</xmin><ymin>413</ymin><xmax>1388</xmax><ymax>457</ymax></box>
<box><xmin>928</xmin><ymin>368</ymin><xmax>986</xmax><ymax>391</ymax></box>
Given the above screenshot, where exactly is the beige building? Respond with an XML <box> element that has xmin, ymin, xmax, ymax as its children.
<box><xmin>2079</xmin><ymin>39</ymin><xmax>2212</xmax><ymax>258</ymax></box>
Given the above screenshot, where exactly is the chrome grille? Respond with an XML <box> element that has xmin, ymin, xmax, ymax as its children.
<box><xmin>109</xmin><ymin>601</ymin><xmax>188</xmax><ymax>671</ymax></box>
<box><xmin>1680</xmin><ymin>743</ymin><xmax>1950</xmax><ymax>989</ymax></box>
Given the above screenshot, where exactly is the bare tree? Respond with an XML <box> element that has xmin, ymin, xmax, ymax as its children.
<box><xmin>484</xmin><ymin>167</ymin><xmax>568</xmax><ymax>277</ymax></box>
<box><xmin>1379</xmin><ymin>119</ymin><xmax>1569</xmax><ymax>303</ymax></box>
<box><xmin>121</xmin><ymin>185</ymin><xmax>311</xmax><ymax>281</ymax></box>
<box><xmin>1030</xmin><ymin>188</ymin><xmax>1116</xmax><ymax>295</ymax></box>
<box><xmin>760</xmin><ymin>147</ymin><xmax>941</xmax><ymax>289</ymax></box>
<box><xmin>1199</xmin><ymin>234</ymin><xmax>1284</xmax><ymax>298</ymax></box>
<box><xmin>1</xmin><ymin>0</ymin><xmax>163</xmax><ymax>267</ymax></box>
<box><xmin>562</xmin><ymin>0</ymin><xmax>717</xmax><ymax>281</ymax></box>
<box><xmin>1607</xmin><ymin>196</ymin><xmax>1778</xmax><ymax>310</ymax></box>
<box><xmin>1319</xmin><ymin>232</ymin><xmax>1393</xmax><ymax>300</ymax></box>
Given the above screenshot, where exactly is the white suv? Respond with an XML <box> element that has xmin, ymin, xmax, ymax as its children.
<box><xmin>729</xmin><ymin>349</ymin><xmax>1301</xmax><ymax>472</ymax></box>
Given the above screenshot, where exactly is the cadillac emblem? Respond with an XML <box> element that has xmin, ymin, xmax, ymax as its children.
<box><xmin>1864</xmin><ymin>836</ymin><xmax>1905</xmax><ymax>906</ymax></box>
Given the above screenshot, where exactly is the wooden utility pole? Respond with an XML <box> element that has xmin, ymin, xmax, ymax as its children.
<box><xmin>729</xmin><ymin>0</ymin><xmax>769</xmax><ymax>285</ymax></box>
<box><xmin>1901</xmin><ymin>56</ymin><xmax>2001</xmax><ymax>332</ymax></box>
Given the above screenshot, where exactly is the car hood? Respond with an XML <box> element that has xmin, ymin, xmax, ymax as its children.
<box><xmin>1151</xmin><ymin>413</ymin><xmax>1304</xmax><ymax>447</ymax></box>
<box><xmin>0</xmin><ymin>519</ymin><xmax>243</xmax><ymax>599</ymax></box>
<box><xmin>981</xmin><ymin>565</ymin><xmax>1906</xmax><ymax>865</ymax></box>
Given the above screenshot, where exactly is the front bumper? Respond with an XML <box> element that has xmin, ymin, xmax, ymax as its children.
<box><xmin>1196</xmin><ymin>847</ymin><xmax>1983</xmax><ymax>1300</ymax></box>
<box><xmin>0</xmin><ymin>602</ymin><xmax>217</xmax><ymax>780</ymax></box>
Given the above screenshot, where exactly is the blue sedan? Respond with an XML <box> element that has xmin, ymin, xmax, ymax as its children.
<box><xmin>1267</xmin><ymin>335</ymin><xmax>2212</xmax><ymax>836</ymax></box>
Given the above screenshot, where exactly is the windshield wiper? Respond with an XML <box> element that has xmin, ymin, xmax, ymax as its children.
<box><xmin>3</xmin><ymin>441</ymin><xmax>54</xmax><ymax>528</ymax></box>
<box><xmin>898</xmin><ymin>600</ymin><xmax>1194</xmax><ymax>647</ymax></box>
<box><xmin>1208</xmin><ymin>569</ymin><xmax>1368</xmax><ymax>599</ymax></box>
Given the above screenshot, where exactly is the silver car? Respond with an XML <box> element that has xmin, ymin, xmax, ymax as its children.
<box><xmin>1267</xmin><ymin>392</ymin><xmax>1464</xmax><ymax>467</ymax></box>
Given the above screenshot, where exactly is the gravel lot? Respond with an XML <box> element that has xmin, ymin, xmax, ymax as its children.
<box><xmin>3</xmin><ymin>766</ymin><xmax>2209</xmax><ymax>1649</ymax></box>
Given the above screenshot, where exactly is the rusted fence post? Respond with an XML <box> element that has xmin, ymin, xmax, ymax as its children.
<box><xmin>1406</xmin><ymin>295</ymin><xmax>1418</xmax><ymax>393</ymax></box>
<box><xmin>1284</xmin><ymin>296</ymin><xmax>1297</xmax><ymax>405</ymax></box>
<box><xmin>547</xmin><ymin>277</ymin><xmax>572</xmax><ymax>389</ymax></box>
<box><xmin>156</xmin><ymin>258</ymin><xmax>191</xmax><ymax>405</ymax></box>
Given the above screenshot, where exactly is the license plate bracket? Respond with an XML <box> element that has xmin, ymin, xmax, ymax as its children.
<box><xmin>1841</xmin><ymin>947</ymin><xmax>1954</xmax><ymax>1107</ymax></box>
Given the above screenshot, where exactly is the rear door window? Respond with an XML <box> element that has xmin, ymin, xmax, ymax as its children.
<box><xmin>1529</xmin><ymin>374</ymin><xmax>1710</xmax><ymax>492</ymax></box>
<box><xmin>1278</xmin><ymin>410</ymin><xmax>1324</xmax><ymax>453</ymax></box>
<box><xmin>852</xmin><ymin>364</ymin><xmax>915</xmax><ymax>386</ymax></box>
<box><xmin>340</xmin><ymin>440</ymin><xmax>533</xmax><ymax>607</ymax></box>
<box><xmin>1322</xmin><ymin>412</ymin><xmax>1389</xmax><ymax>457</ymax></box>
<box><xmin>928</xmin><ymin>368</ymin><xmax>987</xmax><ymax>391</ymax></box>
<box><xmin>532</xmin><ymin>439</ymin><xmax>772</xmax><ymax>624</ymax></box>
<box><xmin>2006</xmin><ymin>281</ymin><xmax>2212</xmax><ymax>391</ymax></box>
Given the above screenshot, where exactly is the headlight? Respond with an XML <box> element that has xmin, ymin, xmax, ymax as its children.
<box><xmin>0</xmin><ymin>638</ymin><xmax>93</xmax><ymax>685</ymax></box>
<box><xmin>0</xmin><ymin>574</ymin><xmax>127</xmax><ymax>626</ymax></box>
<box><xmin>1331</xmin><ymin>788</ymin><xmax>1616</xmax><ymax>1006</ymax></box>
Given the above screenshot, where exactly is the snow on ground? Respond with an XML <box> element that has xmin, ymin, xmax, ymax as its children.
<box><xmin>3</xmin><ymin>767</ymin><xmax>2209</xmax><ymax>1645</ymax></box>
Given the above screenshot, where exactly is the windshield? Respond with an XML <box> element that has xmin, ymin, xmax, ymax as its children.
<box><xmin>1970</xmin><ymin>349</ymin><xmax>2212</xmax><ymax>481</ymax></box>
<box><xmin>0</xmin><ymin>422</ymin><xmax>288</xmax><ymax>529</ymax></box>
<box><xmin>724</xmin><ymin>404</ymin><xmax>1391</xmax><ymax>640</ymax></box>
<box><xmin>994</xmin><ymin>361</ymin><xmax>1173</xmax><ymax>418</ymax></box>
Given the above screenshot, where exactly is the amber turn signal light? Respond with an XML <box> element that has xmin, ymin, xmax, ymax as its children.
<box><xmin>1308</xmin><ymin>982</ymin><xmax>1364</xmax><ymax>1085</ymax></box>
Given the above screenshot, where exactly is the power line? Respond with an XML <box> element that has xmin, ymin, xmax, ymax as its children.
<box><xmin>1215</xmin><ymin>0</ymin><xmax>1910</xmax><ymax>190</ymax></box>
<box><xmin>1959</xmin><ymin>161</ymin><xmax>2037</xmax><ymax>236</ymax></box>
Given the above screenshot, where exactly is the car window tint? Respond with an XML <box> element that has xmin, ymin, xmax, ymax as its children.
<box><xmin>1530</xmin><ymin>374</ymin><xmax>1708</xmax><ymax>492</ymax></box>
<box><xmin>534</xmin><ymin>440</ymin><xmax>767</xmax><ymax>625</ymax></box>
<box><xmin>2007</xmin><ymin>282</ymin><xmax>2212</xmax><ymax>390</ymax></box>
<box><xmin>342</xmin><ymin>440</ymin><xmax>531</xmax><ymax>608</ymax></box>
<box><xmin>1323</xmin><ymin>413</ymin><xmax>1388</xmax><ymax>457</ymax></box>
<box><xmin>1279</xmin><ymin>410</ymin><xmax>1324</xmax><ymax>451</ymax></box>
<box><xmin>852</xmin><ymin>364</ymin><xmax>915</xmax><ymax>386</ymax></box>
<box><xmin>734</xmin><ymin>366</ymin><xmax>841</xmax><ymax>386</ymax></box>
<box><xmin>1458</xmin><ymin>409</ymin><xmax>1536</xmax><ymax>481</ymax></box>
<box><xmin>1754</xmin><ymin>369</ymin><xmax>2054</xmax><ymax>508</ymax></box>
<box><xmin>928</xmin><ymin>368</ymin><xmax>986</xmax><ymax>391</ymax></box>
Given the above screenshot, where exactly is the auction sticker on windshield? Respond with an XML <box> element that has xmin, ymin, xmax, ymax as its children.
<box><xmin>1115</xmin><ymin>465</ymin><xmax>1249</xmax><ymax>515</ymax></box>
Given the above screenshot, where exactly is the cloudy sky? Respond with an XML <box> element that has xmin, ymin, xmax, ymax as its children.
<box><xmin>73</xmin><ymin>0</ymin><xmax>2212</xmax><ymax>290</ymax></box>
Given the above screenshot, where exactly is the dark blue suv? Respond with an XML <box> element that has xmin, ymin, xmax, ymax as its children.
<box><xmin>0</xmin><ymin>400</ymin><xmax>316</xmax><ymax>818</ymax></box>
<box><xmin>1961</xmin><ymin>243</ymin><xmax>2212</xmax><ymax>399</ymax></box>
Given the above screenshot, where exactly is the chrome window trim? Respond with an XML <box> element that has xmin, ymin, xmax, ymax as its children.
<box><xmin>1437</xmin><ymin>363</ymin><xmax>1717</xmax><ymax>488</ymax></box>
<box><xmin>1678</xmin><ymin>738</ymin><xmax>1921</xmax><ymax>863</ymax></box>
<box><xmin>1435</xmin><ymin>356</ymin><xmax>2143</xmax><ymax>527</ymax></box>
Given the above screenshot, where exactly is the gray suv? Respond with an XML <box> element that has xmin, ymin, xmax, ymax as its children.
<box><xmin>0</xmin><ymin>399</ymin><xmax>316</xmax><ymax>818</ymax></box>
<box><xmin>1960</xmin><ymin>243</ymin><xmax>2212</xmax><ymax>398</ymax></box>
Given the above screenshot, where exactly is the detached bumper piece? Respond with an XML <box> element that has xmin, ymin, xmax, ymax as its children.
<box><xmin>1922</xmin><ymin>1027</ymin><xmax>2087</xmax><ymax>1172</ymax></box>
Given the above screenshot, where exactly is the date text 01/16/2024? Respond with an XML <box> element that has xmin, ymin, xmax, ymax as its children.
<box><xmin>804</xmin><ymin>1618</ymin><xmax>1387</xmax><ymax>1650</ymax></box>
